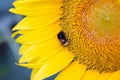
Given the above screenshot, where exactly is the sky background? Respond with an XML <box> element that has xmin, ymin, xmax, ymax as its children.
<box><xmin>0</xmin><ymin>0</ymin><xmax>56</xmax><ymax>80</ymax></box>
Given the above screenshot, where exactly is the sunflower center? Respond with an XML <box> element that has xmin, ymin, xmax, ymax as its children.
<box><xmin>62</xmin><ymin>0</ymin><xmax>120</xmax><ymax>72</ymax></box>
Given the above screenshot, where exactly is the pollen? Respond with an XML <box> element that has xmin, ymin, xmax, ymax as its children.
<box><xmin>62</xmin><ymin>0</ymin><xmax>120</xmax><ymax>72</ymax></box>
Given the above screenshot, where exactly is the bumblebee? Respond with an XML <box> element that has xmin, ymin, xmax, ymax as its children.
<box><xmin>58</xmin><ymin>31</ymin><xmax>68</xmax><ymax>46</ymax></box>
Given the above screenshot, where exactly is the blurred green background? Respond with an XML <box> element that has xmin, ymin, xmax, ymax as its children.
<box><xmin>0</xmin><ymin>0</ymin><xmax>57</xmax><ymax>80</ymax></box>
<box><xmin>0</xmin><ymin>0</ymin><xmax>31</xmax><ymax>80</ymax></box>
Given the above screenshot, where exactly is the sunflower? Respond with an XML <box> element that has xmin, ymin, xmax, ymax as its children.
<box><xmin>10</xmin><ymin>0</ymin><xmax>120</xmax><ymax>80</ymax></box>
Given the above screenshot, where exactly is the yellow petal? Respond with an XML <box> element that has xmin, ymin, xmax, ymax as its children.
<box><xmin>12</xmin><ymin>15</ymin><xmax>61</xmax><ymax>30</ymax></box>
<box><xmin>32</xmin><ymin>48</ymin><xmax>74</xmax><ymax>80</ymax></box>
<box><xmin>96</xmin><ymin>72</ymin><xmax>112</xmax><ymax>80</ymax></box>
<box><xmin>10</xmin><ymin>0</ymin><xmax>62</xmax><ymax>17</ymax></box>
<box><xmin>28</xmin><ymin>0</ymin><xmax>62</xmax><ymax>2</ymax></box>
<box><xmin>81</xmin><ymin>70</ymin><xmax>100</xmax><ymax>80</ymax></box>
<box><xmin>12</xmin><ymin>30</ymin><xmax>30</xmax><ymax>38</ymax></box>
<box><xmin>55</xmin><ymin>61</ymin><xmax>86</xmax><ymax>80</ymax></box>
<box><xmin>13</xmin><ymin>0</ymin><xmax>62</xmax><ymax>7</ymax></box>
<box><xmin>18</xmin><ymin>47</ymin><xmax>64</xmax><ymax>68</ymax></box>
<box><xmin>19</xmin><ymin>44</ymin><xmax>33</xmax><ymax>55</ymax></box>
<box><xmin>31</xmin><ymin>69</ymin><xmax>40</xmax><ymax>80</ymax></box>
<box><xmin>16</xmin><ymin>23</ymin><xmax>61</xmax><ymax>44</ymax></box>
<box><xmin>10</xmin><ymin>7</ymin><xmax>61</xmax><ymax>16</ymax></box>
<box><xmin>12</xmin><ymin>31</ymin><xmax>20</xmax><ymax>38</ymax></box>
<box><xmin>107</xmin><ymin>70</ymin><xmax>120</xmax><ymax>80</ymax></box>
<box><xmin>19</xmin><ymin>38</ymin><xmax>61</xmax><ymax>63</ymax></box>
